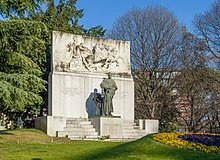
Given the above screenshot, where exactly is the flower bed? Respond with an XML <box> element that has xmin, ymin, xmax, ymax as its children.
<box><xmin>178</xmin><ymin>134</ymin><xmax>220</xmax><ymax>147</ymax></box>
<box><xmin>153</xmin><ymin>132</ymin><xmax>220</xmax><ymax>153</ymax></box>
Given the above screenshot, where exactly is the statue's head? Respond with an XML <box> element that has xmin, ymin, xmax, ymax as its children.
<box><xmin>107</xmin><ymin>72</ymin><xmax>112</xmax><ymax>79</ymax></box>
<box><xmin>94</xmin><ymin>88</ymin><xmax>98</xmax><ymax>94</ymax></box>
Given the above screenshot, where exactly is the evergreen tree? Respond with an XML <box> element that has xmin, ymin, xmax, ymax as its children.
<box><xmin>0</xmin><ymin>0</ymin><xmax>105</xmax><ymax>126</ymax></box>
<box><xmin>30</xmin><ymin>0</ymin><xmax>105</xmax><ymax>37</ymax></box>
<box><xmin>0</xmin><ymin>20</ymin><xmax>48</xmax><ymax>121</ymax></box>
<box><xmin>0</xmin><ymin>0</ymin><xmax>44</xmax><ymax>18</ymax></box>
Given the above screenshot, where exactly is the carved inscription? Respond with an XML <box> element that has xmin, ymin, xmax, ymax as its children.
<box><xmin>115</xmin><ymin>92</ymin><xmax>129</xmax><ymax>99</ymax></box>
<box><xmin>61</xmin><ymin>88</ymin><xmax>82</xmax><ymax>96</ymax></box>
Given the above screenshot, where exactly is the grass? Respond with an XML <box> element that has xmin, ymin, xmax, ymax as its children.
<box><xmin>0</xmin><ymin>129</ymin><xmax>219</xmax><ymax>160</ymax></box>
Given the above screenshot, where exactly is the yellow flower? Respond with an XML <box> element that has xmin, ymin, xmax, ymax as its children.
<box><xmin>153</xmin><ymin>132</ymin><xmax>220</xmax><ymax>153</ymax></box>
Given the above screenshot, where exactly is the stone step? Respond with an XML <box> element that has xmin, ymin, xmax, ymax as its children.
<box><xmin>58</xmin><ymin>118</ymin><xmax>147</xmax><ymax>141</ymax></box>
<box><xmin>139</xmin><ymin>130</ymin><xmax>147</xmax><ymax>134</ymax></box>
<box><xmin>121</xmin><ymin>120</ymin><xmax>146</xmax><ymax>139</ymax></box>
<box><xmin>122</xmin><ymin>123</ymin><xmax>137</xmax><ymax>126</ymax></box>
<box><xmin>123</xmin><ymin>130</ymin><xmax>147</xmax><ymax>135</ymax></box>
<box><xmin>133</xmin><ymin>126</ymin><xmax>140</xmax><ymax>129</ymax></box>
<box><xmin>69</xmin><ymin>135</ymin><xmax>100</xmax><ymax>140</ymax></box>
<box><xmin>67</xmin><ymin>131</ymin><xmax>99</xmax><ymax>137</ymax></box>
<box><xmin>123</xmin><ymin>120</ymin><xmax>135</xmax><ymax>123</ymax></box>
<box><xmin>123</xmin><ymin>122</ymin><xmax>138</xmax><ymax>125</ymax></box>
<box><xmin>122</xmin><ymin>134</ymin><xmax>142</xmax><ymax>138</ymax></box>
<box><xmin>65</xmin><ymin>124</ymin><xmax>94</xmax><ymax>129</ymax></box>
<box><xmin>123</xmin><ymin>120</ymin><xmax>136</xmax><ymax>123</ymax></box>
<box><xmin>57</xmin><ymin>131</ymin><xmax>68</xmax><ymax>137</ymax></box>
<box><xmin>122</xmin><ymin>126</ymin><xmax>138</xmax><ymax>130</ymax></box>
<box><xmin>123</xmin><ymin>135</ymin><xmax>142</xmax><ymax>139</ymax></box>
<box><xmin>123</xmin><ymin>128</ymin><xmax>146</xmax><ymax>134</ymax></box>
<box><xmin>64</xmin><ymin>127</ymin><xmax>96</xmax><ymax>132</ymax></box>
<box><xmin>138</xmin><ymin>133</ymin><xmax>148</xmax><ymax>138</ymax></box>
<box><xmin>66</xmin><ymin>118</ymin><xmax>88</xmax><ymax>121</ymax></box>
<box><xmin>57</xmin><ymin>130</ymin><xmax>98</xmax><ymax>137</ymax></box>
<box><xmin>66</xmin><ymin>121</ymin><xmax>91</xmax><ymax>125</ymax></box>
<box><xmin>123</xmin><ymin>129</ymin><xmax>141</xmax><ymax>133</ymax></box>
<box><xmin>122</xmin><ymin>131</ymin><xmax>143</xmax><ymax>136</ymax></box>
<box><xmin>122</xmin><ymin>123</ymin><xmax>140</xmax><ymax>129</ymax></box>
<box><xmin>122</xmin><ymin>132</ymin><xmax>146</xmax><ymax>137</ymax></box>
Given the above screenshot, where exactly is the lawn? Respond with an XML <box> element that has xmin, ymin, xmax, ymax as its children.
<box><xmin>0</xmin><ymin>129</ymin><xmax>219</xmax><ymax>160</ymax></box>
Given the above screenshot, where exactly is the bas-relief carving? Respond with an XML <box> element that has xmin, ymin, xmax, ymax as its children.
<box><xmin>54</xmin><ymin>36</ymin><xmax>124</xmax><ymax>73</ymax></box>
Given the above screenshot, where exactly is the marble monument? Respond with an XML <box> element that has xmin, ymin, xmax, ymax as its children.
<box><xmin>36</xmin><ymin>31</ymin><xmax>136</xmax><ymax>137</ymax></box>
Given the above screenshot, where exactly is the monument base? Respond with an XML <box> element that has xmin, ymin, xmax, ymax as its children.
<box><xmin>0</xmin><ymin>126</ymin><xmax>6</xmax><ymax>131</ymax></box>
<box><xmin>35</xmin><ymin>116</ymin><xmax>66</xmax><ymax>136</ymax></box>
<box><xmin>135</xmin><ymin>119</ymin><xmax>159</xmax><ymax>134</ymax></box>
<box><xmin>145</xmin><ymin>119</ymin><xmax>159</xmax><ymax>134</ymax></box>
<box><xmin>90</xmin><ymin>116</ymin><xmax>123</xmax><ymax>138</ymax></box>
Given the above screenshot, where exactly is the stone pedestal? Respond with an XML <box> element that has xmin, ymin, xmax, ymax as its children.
<box><xmin>135</xmin><ymin>119</ymin><xmax>159</xmax><ymax>134</ymax></box>
<box><xmin>0</xmin><ymin>126</ymin><xmax>5</xmax><ymax>131</ymax></box>
<box><xmin>35</xmin><ymin>116</ymin><xmax>67</xmax><ymax>136</ymax></box>
<box><xmin>0</xmin><ymin>120</ymin><xmax>6</xmax><ymax>131</ymax></box>
<box><xmin>145</xmin><ymin>119</ymin><xmax>159</xmax><ymax>134</ymax></box>
<box><xmin>90</xmin><ymin>116</ymin><xmax>123</xmax><ymax>138</ymax></box>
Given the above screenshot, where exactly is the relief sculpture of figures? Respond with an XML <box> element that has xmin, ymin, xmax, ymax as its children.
<box><xmin>93</xmin><ymin>43</ymin><xmax>122</xmax><ymax>69</ymax></box>
<box><xmin>68</xmin><ymin>41</ymin><xmax>93</xmax><ymax>71</ymax></box>
<box><xmin>63</xmin><ymin>41</ymin><xmax>123</xmax><ymax>72</ymax></box>
<box><xmin>55</xmin><ymin>39</ymin><xmax>124</xmax><ymax>73</ymax></box>
<box><xmin>76</xmin><ymin>43</ymin><xmax>93</xmax><ymax>71</ymax></box>
<box><xmin>100</xmin><ymin>73</ymin><xmax>118</xmax><ymax>116</ymax></box>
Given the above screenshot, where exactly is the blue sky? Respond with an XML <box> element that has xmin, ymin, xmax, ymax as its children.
<box><xmin>67</xmin><ymin>0</ymin><xmax>216</xmax><ymax>32</ymax></box>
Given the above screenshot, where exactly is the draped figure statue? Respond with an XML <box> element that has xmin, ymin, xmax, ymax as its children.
<box><xmin>100</xmin><ymin>73</ymin><xmax>118</xmax><ymax>116</ymax></box>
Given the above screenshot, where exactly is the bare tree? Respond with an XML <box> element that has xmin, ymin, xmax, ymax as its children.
<box><xmin>194</xmin><ymin>0</ymin><xmax>220</xmax><ymax>67</ymax></box>
<box><xmin>108</xmin><ymin>6</ymin><xmax>182</xmax><ymax>123</ymax></box>
<box><xmin>191</xmin><ymin>0</ymin><xmax>220</xmax><ymax>132</ymax></box>
<box><xmin>176</xmin><ymin>68</ymin><xmax>220</xmax><ymax>132</ymax></box>
<box><xmin>176</xmin><ymin>30</ymin><xmax>220</xmax><ymax>132</ymax></box>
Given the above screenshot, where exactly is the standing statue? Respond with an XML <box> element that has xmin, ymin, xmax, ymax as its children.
<box><xmin>93</xmin><ymin>89</ymin><xmax>103</xmax><ymax>116</ymax></box>
<box><xmin>100</xmin><ymin>73</ymin><xmax>118</xmax><ymax>116</ymax></box>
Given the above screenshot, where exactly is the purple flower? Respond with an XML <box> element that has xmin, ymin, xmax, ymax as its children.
<box><xmin>178</xmin><ymin>134</ymin><xmax>220</xmax><ymax>147</ymax></box>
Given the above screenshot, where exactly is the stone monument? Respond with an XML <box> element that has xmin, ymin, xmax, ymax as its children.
<box><xmin>36</xmin><ymin>31</ymin><xmax>147</xmax><ymax>139</ymax></box>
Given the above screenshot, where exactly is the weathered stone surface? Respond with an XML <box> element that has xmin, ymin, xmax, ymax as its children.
<box><xmin>52</xmin><ymin>31</ymin><xmax>131</xmax><ymax>74</ymax></box>
<box><xmin>0</xmin><ymin>126</ymin><xmax>5</xmax><ymax>131</ymax></box>
<box><xmin>144</xmin><ymin>119</ymin><xmax>159</xmax><ymax>134</ymax></box>
<box><xmin>90</xmin><ymin>116</ymin><xmax>123</xmax><ymax>138</ymax></box>
<box><xmin>36</xmin><ymin>31</ymin><xmax>139</xmax><ymax>138</ymax></box>
<box><xmin>48</xmin><ymin>72</ymin><xmax>134</xmax><ymax>120</ymax></box>
<box><xmin>35</xmin><ymin>116</ymin><xmax>66</xmax><ymax>136</ymax></box>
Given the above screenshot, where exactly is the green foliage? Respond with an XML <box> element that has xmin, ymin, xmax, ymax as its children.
<box><xmin>0</xmin><ymin>0</ymin><xmax>44</xmax><ymax>18</ymax></box>
<box><xmin>27</xmin><ymin>0</ymin><xmax>105</xmax><ymax>82</ymax></box>
<box><xmin>30</xmin><ymin>0</ymin><xmax>105</xmax><ymax>37</ymax></box>
<box><xmin>0</xmin><ymin>0</ymin><xmax>105</xmax><ymax>37</ymax></box>
<box><xmin>0</xmin><ymin>20</ymin><xmax>49</xmax><ymax>70</ymax></box>
<box><xmin>0</xmin><ymin>1</ymin><xmax>105</xmax><ymax>123</ymax></box>
<box><xmin>0</xmin><ymin>20</ymin><xmax>48</xmax><ymax>114</ymax></box>
<box><xmin>160</xmin><ymin>120</ymin><xmax>179</xmax><ymax>132</ymax></box>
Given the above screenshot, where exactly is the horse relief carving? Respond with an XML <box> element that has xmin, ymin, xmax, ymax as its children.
<box><xmin>55</xmin><ymin>41</ymin><xmax>123</xmax><ymax>72</ymax></box>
